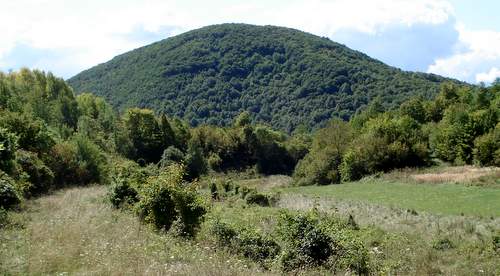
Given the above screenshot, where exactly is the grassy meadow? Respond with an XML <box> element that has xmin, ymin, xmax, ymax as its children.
<box><xmin>1</xmin><ymin>166</ymin><xmax>499</xmax><ymax>275</ymax></box>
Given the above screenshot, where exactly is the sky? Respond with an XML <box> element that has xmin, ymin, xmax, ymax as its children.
<box><xmin>1</xmin><ymin>0</ymin><xmax>499</xmax><ymax>84</ymax></box>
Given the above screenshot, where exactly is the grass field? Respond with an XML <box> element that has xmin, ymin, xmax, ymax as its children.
<box><xmin>0</xmin><ymin>186</ymin><xmax>266</xmax><ymax>275</ymax></box>
<box><xmin>283</xmin><ymin>180</ymin><xmax>500</xmax><ymax>217</ymax></box>
<box><xmin>1</xmin><ymin>166</ymin><xmax>499</xmax><ymax>275</ymax></box>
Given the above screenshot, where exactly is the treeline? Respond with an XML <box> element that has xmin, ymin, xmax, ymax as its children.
<box><xmin>0</xmin><ymin>69</ymin><xmax>307</xmax><ymax>214</ymax></box>
<box><xmin>294</xmin><ymin>82</ymin><xmax>500</xmax><ymax>184</ymax></box>
<box><xmin>1</xmin><ymin>68</ymin><xmax>499</xmax><ymax>215</ymax></box>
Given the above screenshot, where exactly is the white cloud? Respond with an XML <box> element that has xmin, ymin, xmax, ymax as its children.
<box><xmin>476</xmin><ymin>67</ymin><xmax>500</xmax><ymax>83</ymax></box>
<box><xmin>427</xmin><ymin>24</ymin><xmax>500</xmax><ymax>83</ymax></box>
<box><xmin>0</xmin><ymin>0</ymin><xmax>462</xmax><ymax>78</ymax></box>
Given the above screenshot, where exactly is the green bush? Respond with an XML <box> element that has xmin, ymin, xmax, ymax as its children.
<box><xmin>293</xmin><ymin>119</ymin><xmax>353</xmax><ymax>185</ymax></box>
<box><xmin>108</xmin><ymin>177</ymin><xmax>139</xmax><ymax>208</ymax></box>
<box><xmin>135</xmin><ymin>164</ymin><xmax>206</xmax><ymax>236</ymax></box>
<box><xmin>45</xmin><ymin>142</ymin><xmax>81</xmax><ymax>187</ymax></box>
<box><xmin>0</xmin><ymin>172</ymin><xmax>20</xmax><ymax>210</ymax></box>
<box><xmin>210</xmin><ymin>220</ymin><xmax>280</xmax><ymax>264</ymax></box>
<box><xmin>184</xmin><ymin>144</ymin><xmax>207</xmax><ymax>181</ymax></box>
<box><xmin>209</xmin><ymin>180</ymin><xmax>219</xmax><ymax>200</ymax></box>
<box><xmin>159</xmin><ymin>146</ymin><xmax>185</xmax><ymax>168</ymax></box>
<box><xmin>0</xmin><ymin>127</ymin><xmax>17</xmax><ymax>173</ymax></box>
<box><xmin>473</xmin><ymin>124</ymin><xmax>500</xmax><ymax>166</ymax></box>
<box><xmin>276</xmin><ymin>211</ymin><xmax>333</xmax><ymax>270</ymax></box>
<box><xmin>432</xmin><ymin>237</ymin><xmax>455</xmax><ymax>250</ymax></box>
<box><xmin>73</xmin><ymin>135</ymin><xmax>108</xmax><ymax>184</ymax></box>
<box><xmin>15</xmin><ymin>150</ymin><xmax>54</xmax><ymax>197</ymax></box>
<box><xmin>244</xmin><ymin>191</ymin><xmax>278</xmax><ymax>207</ymax></box>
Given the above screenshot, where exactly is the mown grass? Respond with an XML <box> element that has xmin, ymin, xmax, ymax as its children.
<box><xmin>283</xmin><ymin>180</ymin><xmax>500</xmax><ymax>217</ymax></box>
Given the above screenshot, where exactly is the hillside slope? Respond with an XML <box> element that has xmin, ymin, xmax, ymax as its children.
<box><xmin>68</xmin><ymin>23</ymin><xmax>455</xmax><ymax>131</ymax></box>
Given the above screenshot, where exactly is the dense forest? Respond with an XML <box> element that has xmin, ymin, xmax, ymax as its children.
<box><xmin>68</xmin><ymin>24</ymin><xmax>461</xmax><ymax>131</ymax></box>
<box><xmin>1</xmin><ymin>68</ymin><xmax>499</xmax><ymax>273</ymax></box>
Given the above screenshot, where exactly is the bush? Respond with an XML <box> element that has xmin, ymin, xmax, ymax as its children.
<box><xmin>108</xmin><ymin>177</ymin><xmax>139</xmax><ymax>208</ymax></box>
<box><xmin>276</xmin><ymin>211</ymin><xmax>333</xmax><ymax>270</ymax></box>
<box><xmin>135</xmin><ymin>168</ymin><xmax>180</xmax><ymax>231</ymax></box>
<box><xmin>184</xmin><ymin>144</ymin><xmax>207</xmax><ymax>181</ymax></box>
<box><xmin>473</xmin><ymin>124</ymin><xmax>500</xmax><ymax>166</ymax></box>
<box><xmin>210</xmin><ymin>220</ymin><xmax>280</xmax><ymax>265</ymax></box>
<box><xmin>432</xmin><ymin>237</ymin><xmax>455</xmax><ymax>250</ymax></box>
<box><xmin>293</xmin><ymin>119</ymin><xmax>353</xmax><ymax>185</ymax></box>
<box><xmin>159</xmin><ymin>146</ymin><xmax>185</xmax><ymax>168</ymax></box>
<box><xmin>135</xmin><ymin>164</ymin><xmax>206</xmax><ymax>236</ymax></box>
<box><xmin>0</xmin><ymin>172</ymin><xmax>20</xmax><ymax>210</ymax></box>
<box><xmin>73</xmin><ymin>135</ymin><xmax>108</xmax><ymax>184</ymax></box>
<box><xmin>209</xmin><ymin>180</ymin><xmax>219</xmax><ymax>200</ymax></box>
<box><xmin>0</xmin><ymin>127</ymin><xmax>17</xmax><ymax>173</ymax></box>
<box><xmin>245</xmin><ymin>191</ymin><xmax>278</xmax><ymax>207</ymax></box>
<box><xmin>15</xmin><ymin>150</ymin><xmax>54</xmax><ymax>197</ymax></box>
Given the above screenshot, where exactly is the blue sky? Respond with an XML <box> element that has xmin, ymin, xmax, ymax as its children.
<box><xmin>1</xmin><ymin>0</ymin><xmax>499</xmax><ymax>84</ymax></box>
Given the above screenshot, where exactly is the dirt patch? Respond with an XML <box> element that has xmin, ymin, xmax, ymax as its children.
<box><xmin>411</xmin><ymin>166</ymin><xmax>500</xmax><ymax>183</ymax></box>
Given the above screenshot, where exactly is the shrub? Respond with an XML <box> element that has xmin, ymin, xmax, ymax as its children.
<box><xmin>333</xmin><ymin>233</ymin><xmax>370</xmax><ymax>275</ymax></box>
<box><xmin>235</xmin><ymin>229</ymin><xmax>280</xmax><ymax>263</ymax></box>
<box><xmin>135</xmin><ymin>167</ymin><xmax>182</xmax><ymax>231</ymax></box>
<box><xmin>245</xmin><ymin>191</ymin><xmax>279</xmax><ymax>207</ymax></box>
<box><xmin>209</xmin><ymin>180</ymin><xmax>219</xmax><ymax>200</ymax></box>
<box><xmin>45</xmin><ymin>142</ymin><xmax>81</xmax><ymax>187</ymax></box>
<box><xmin>211</xmin><ymin>219</ymin><xmax>237</xmax><ymax>246</ymax></box>
<box><xmin>135</xmin><ymin>164</ymin><xmax>206</xmax><ymax>236</ymax></box>
<box><xmin>0</xmin><ymin>127</ymin><xmax>17</xmax><ymax>173</ymax></box>
<box><xmin>210</xmin><ymin>220</ymin><xmax>280</xmax><ymax>265</ymax></box>
<box><xmin>108</xmin><ymin>177</ymin><xmax>139</xmax><ymax>208</ymax></box>
<box><xmin>221</xmin><ymin>180</ymin><xmax>233</xmax><ymax>193</ymax></box>
<box><xmin>160</xmin><ymin>146</ymin><xmax>185</xmax><ymax>168</ymax></box>
<box><xmin>15</xmin><ymin>150</ymin><xmax>54</xmax><ymax>197</ymax></box>
<box><xmin>0</xmin><ymin>172</ymin><xmax>20</xmax><ymax>210</ymax></box>
<box><xmin>276</xmin><ymin>211</ymin><xmax>333</xmax><ymax>270</ymax></box>
<box><xmin>432</xmin><ymin>237</ymin><xmax>455</xmax><ymax>250</ymax></box>
<box><xmin>171</xmin><ymin>185</ymin><xmax>207</xmax><ymax>236</ymax></box>
<box><xmin>473</xmin><ymin>124</ymin><xmax>500</xmax><ymax>166</ymax></box>
<box><xmin>73</xmin><ymin>135</ymin><xmax>108</xmax><ymax>184</ymax></box>
<box><xmin>240</xmin><ymin>186</ymin><xmax>254</xmax><ymax>199</ymax></box>
<box><xmin>184</xmin><ymin>144</ymin><xmax>207</xmax><ymax>181</ymax></box>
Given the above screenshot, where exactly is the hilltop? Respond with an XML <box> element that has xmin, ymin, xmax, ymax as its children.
<box><xmin>69</xmin><ymin>23</ymin><xmax>456</xmax><ymax>130</ymax></box>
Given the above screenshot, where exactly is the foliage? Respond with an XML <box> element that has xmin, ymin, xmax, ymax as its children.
<box><xmin>210</xmin><ymin>220</ymin><xmax>280</xmax><ymax>265</ymax></box>
<box><xmin>0</xmin><ymin>128</ymin><xmax>17</xmax><ymax>173</ymax></box>
<box><xmin>0</xmin><ymin>171</ymin><xmax>20</xmax><ymax>210</ymax></box>
<box><xmin>135</xmin><ymin>164</ymin><xmax>206</xmax><ymax>236</ymax></box>
<box><xmin>293</xmin><ymin>119</ymin><xmax>353</xmax><ymax>185</ymax></box>
<box><xmin>108</xmin><ymin>177</ymin><xmax>139</xmax><ymax>208</ymax></box>
<box><xmin>68</xmin><ymin>23</ymin><xmax>455</xmax><ymax>131</ymax></box>
<box><xmin>473</xmin><ymin>123</ymin><xmax>500</xmax><ymax>166</ymax></box>
<box><xmin>276</xmin><ymin>211</ymin><xmax>333</xmax><ymax>270</ymax></box>
<box><xmin>15</xmin><ymin>150</ymin><xmax>54</xmax><ymax>197</ymax></box>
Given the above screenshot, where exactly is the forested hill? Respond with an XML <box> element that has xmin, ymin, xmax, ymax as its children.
<box><xmin>68</xmin><ymin>23</ymin><xmax>457</xmax><ymax>131</ymax></box>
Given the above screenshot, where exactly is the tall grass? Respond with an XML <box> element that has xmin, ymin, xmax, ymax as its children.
<box><xmin>0</xmin><ymin>186</ymin><xmax>270</xmax><ymax>275</ymax></box>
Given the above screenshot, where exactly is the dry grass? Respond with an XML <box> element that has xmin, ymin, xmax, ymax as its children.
<box><xmin>410</xmin><ymin>166</ymin><xmax>500</xmax><ymax>184</ymax></box>
<box><xmin>0</xmin><ymin>186</ymin><xmax>273</xmax><ymax>275</ymax></box>
<box><xmin>236</xmin><ymin>175</ymin><xmax>292</xmax><ymax>191</ymax></box>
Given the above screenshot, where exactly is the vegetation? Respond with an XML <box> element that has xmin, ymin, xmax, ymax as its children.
<box><xmin>68</xmin><ymin>23</ymin><xmax>459</xmax><ymax>131</ymax></box>
<box><xmin>294</xmin><ymin>80</ymin><xmax>500</xmax><ymax>185</ymax></box>
<box><xmin>0</xmin><ymin>53</ymin><xmax>498</xmax><ymax>274</ymax></box>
